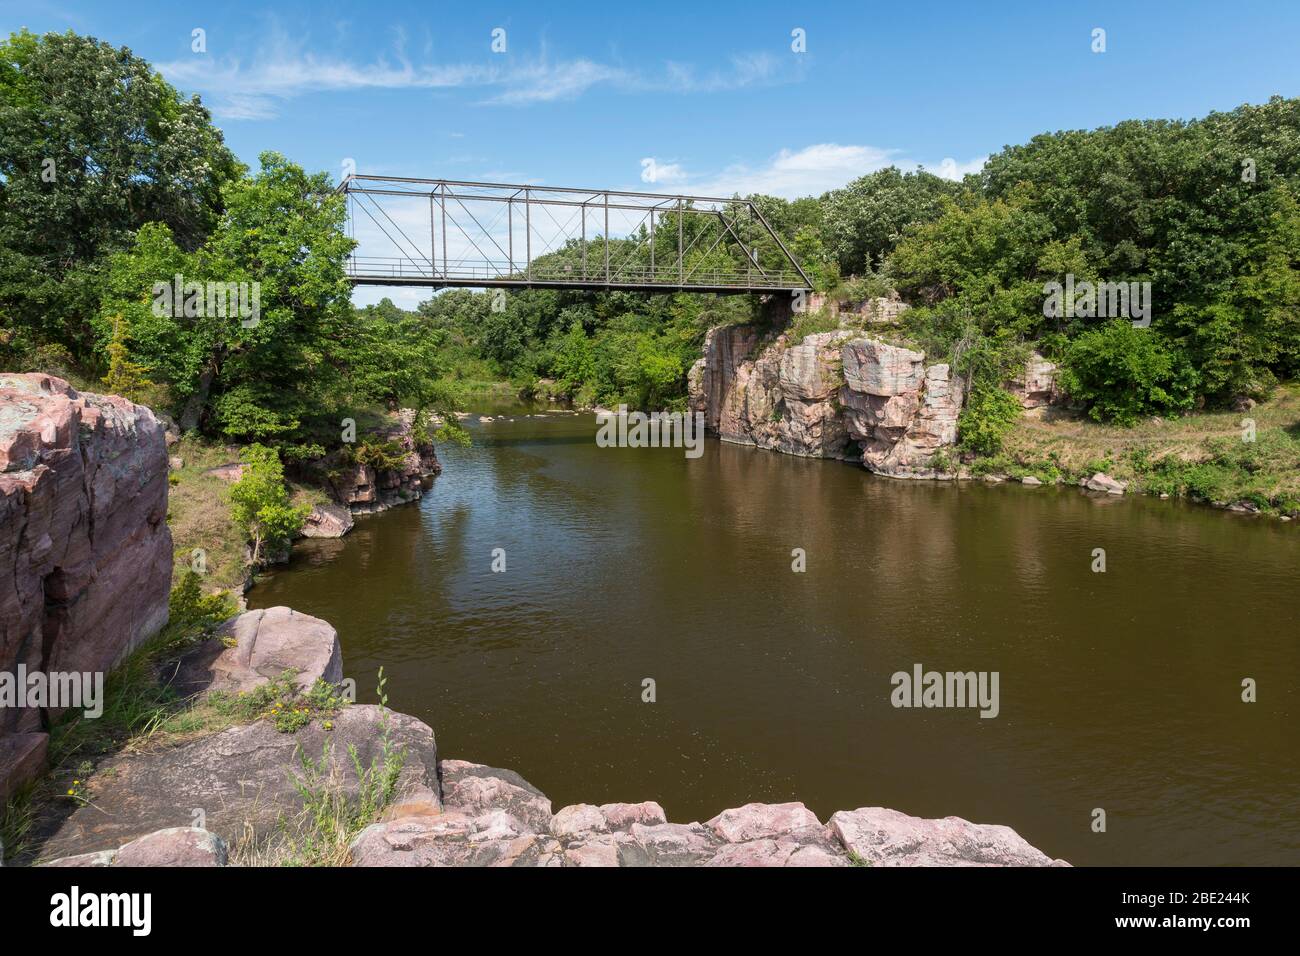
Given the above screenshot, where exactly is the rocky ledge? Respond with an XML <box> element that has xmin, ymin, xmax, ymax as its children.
<box><xmin>687</xmin><ymin>324</ymin><xmax>963</xmax><ymax>477</ymax></box>
<box><xmin>313</xmin><ymin>409</ymin><xmax>442</xmax><ymax>519</ymax></box>
<box><xmin>687</xmin><ymin>321</ymin><xmax>1059</xmax><ymax>480</ymax></box>
<box><xmin>348</xmin><ymin>776</ymin><xmax>1068</xmax><ymax>868</ymax></box>
<box><xmin>35</xmin><ymin>604</ymin><xmax>1066</xmax><ymax>868</ymax></box>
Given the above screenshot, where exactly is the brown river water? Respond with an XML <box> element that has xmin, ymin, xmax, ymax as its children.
<box><xmin>250</xmin><ymin>404</ymin><xmax>1300</xmax><ymax>865</ymax></box>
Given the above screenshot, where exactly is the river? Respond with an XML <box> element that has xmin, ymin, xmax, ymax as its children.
<box><xmin>250</xmin><ymin>404</ymin><xmax>1300</xmax><ymax>865</ymax></box>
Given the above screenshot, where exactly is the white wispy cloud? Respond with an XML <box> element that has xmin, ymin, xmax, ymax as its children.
<box><xmin>671</xmin><ymin>144</ymin><xmax>897</xmax><ymax>199</ymax></box>
<box><xmin>157</xmin><ymin>36</ymin><xmax>796</xmax><ymax>120</ymax></box>
<box><xmin>643</xmin><ymin>144</ymin><xmax>988</xmax><ymax>199</ymax></box>
<box><xmin>928</xmin><ymin>155</ymin><xmax>988</xmax><ymax>180</ymax></box>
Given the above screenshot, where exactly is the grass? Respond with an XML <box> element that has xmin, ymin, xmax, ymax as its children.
<box><xmin>288</xmin><ymin>480</ymin><xmax>331</xmax><ymax>513</ymax></box>
<box><xmin>0</xmin><ymin>783</ymin><xmax>37</xmax><ymax>865</ymax></box>
<box><xmin>983</xmin><ymin>382</ymin><xmax>1300</xmax><ymax>513</ymax></box>
<box><xmin>165</xmin><ymin>435</ymin><xmax>252</xmax><ymax>593</ymax></box>
<box><xmin>787</xmin><ymin>307</ymin><xmax>844</xmax><ymax>343</ymax></box>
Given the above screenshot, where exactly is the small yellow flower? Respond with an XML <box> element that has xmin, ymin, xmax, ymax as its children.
<box><xmin>66</xmin><ymin>789</ymin><xmax>75</xmax><ymax>795</ymax></box>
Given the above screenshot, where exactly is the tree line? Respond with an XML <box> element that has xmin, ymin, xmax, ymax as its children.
<box><xmin>4</xmin><ymin>29</ymin><xmax>1298</xmax><ymax>461</ymax></box>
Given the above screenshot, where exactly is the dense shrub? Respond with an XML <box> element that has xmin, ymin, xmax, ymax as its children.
<box><xmin>1057</xmin><ymin>320</ymin><xmax>1199</xmax><ymax>424</ymax></box>
<box><xmin>958</xmin><ymin>384</ymin><xmax>1023</xmax><ymax>455</ymax></box>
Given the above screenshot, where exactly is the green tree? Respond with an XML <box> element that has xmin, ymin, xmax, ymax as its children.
<box><xmin>958</xmin><ymin>384</ymin><xmax>1023</xmax><ymax>456</ymax></box>
<box><xmin>100</xmin><ymin>314</ymin><xmax>153</xmax><ymax>402</ymax></box>
<box><xmin>0</xmin><ymin>29</ymin><xmax>240</xmax><ymax>361</ymax></box>
<box><xmin>97</xmin><ymin>152</ymin><xmax>356</xmax><ymax>442</ymax></box>
<box><xmin>228</xmin><ymin>444</ymin><xmax>309</xmax><ymax>565</ymax></box>
<box><xmin>822</xmin><ymin>167</ymin><xmax>961</xmax><ymax>276</ymax></box>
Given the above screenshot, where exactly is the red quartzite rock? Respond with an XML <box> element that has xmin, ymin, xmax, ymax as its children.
<box><xmin>319</xmin><ymin>409</ymin><xmax>442</xmax><ymax>515</ymax></box>
<box><xmin>829</xmin><ymin>806</ymin><xmax>1069</xmax><ymax>866</ymax></box>
<box><xmin>42</xmin><ymin>827</ymin><xmax>228</xmax><ymax>868</ymax></box>
<box><xmin>0</xmin><ymin>374</ymin><xmax>172</xmax><ymax>794</ymax></box>
<box><xmin>171</xmin><ymin>606</ymin><xmax>343</xmax><ymax>697</ymax></box>
<box><xmin>37</xmin><ymin>704</ymin><xmax>437</xmax><ymax>861</ymax></box>
<box><xmin>0</xmin><ymin>731</ymin><xmax>48</xmax><ymax>802</ymax></box>
<box><xmin>350</xmin><ymin>766</ymin><xmax>1067</xmax><ymax>868</ymax></box>
<box><xmin>687</xmin><ymin>328</ymin><xmax>965</xmax><ymax>475</ymax></box>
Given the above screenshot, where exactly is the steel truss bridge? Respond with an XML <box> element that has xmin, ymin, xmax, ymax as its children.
<box><xmin>338</xmin><ymin>175</ymin><xmax>811</xmax><ymax>295</ymax></box>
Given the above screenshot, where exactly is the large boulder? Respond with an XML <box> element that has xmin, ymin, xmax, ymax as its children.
<box><xmin>171</xmin><ymin>606</ymin><xmax>342</xmax><ymax>697</ymax></box>
<box><xmin>300</xmin><ymin>501</ymin><xmax>354</xmax><ymax>538</ymax></box>
<box><xmin>829</xmin><ymin>807</ymin><xmax>1069</xmax><ymax>866</ymax></box>
<box><xmin>841</xmin><ymin>339</ymin><xmax>926</xmax><ymax>397</ymax></box>
<box><xmin>36</xmin><ymin>704</ymin><xmax>437</xmax><ymax>861</ymax></box>
<box><xmin>1085</xmin><ymin>472</ymin><xmax>1127</xmax><ymax>495</ymax></box>
<box><xmin>0</xmin><ymin>374</ymin><xmax>172</xmax><ymax>792</ymax></box>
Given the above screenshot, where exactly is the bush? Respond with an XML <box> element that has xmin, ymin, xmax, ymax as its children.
<box><xmin>1058</xmin><ymin>320</ymin><xmax>1198</xmax><ymax>425</ymax></box>
<box><xmin>959</xmin><ymin>384</ymin><xmax>1022</xmax><ymax>455</ymax></box>
<box><xmin>168</xmin><ymin>569</ymin><xmax>235</xmax><ymax>635</ymax></box>
<box><xmin>348</xmin><ymin>439</ymin><xmax>409</xmax><ymax>473</ymax></box>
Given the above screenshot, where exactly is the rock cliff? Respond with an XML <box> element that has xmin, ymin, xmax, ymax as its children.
<box><xmin>0</xmin><ymin>374</ymin><xmax>172</xmax><ymax>796</ymax></box>
<box><xmin>316</xmin><ymin>409</ymin><xmax>442</xmax><ymax>516</ymax></box>
<box><xmin>688</xmin><ymin>324</ymin><xmax>963</xmax><ymax>477</ymax></box>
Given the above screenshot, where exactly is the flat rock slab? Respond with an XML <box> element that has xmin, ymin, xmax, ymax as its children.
<box><xmin>829</xmin><ymin>807</ymin><xmax>1069</xmax><ymax>866</ymax></box>
<box><xmin>300</xmin><ymin>502</ymin><xmax>354</xmax><ymax>538</ymax></box>
<box><xmin>44</xmin><ymin>827</ymin><xmax>228</xmax><ymax>867</ymax></box>
<box><xmin>171</xmin><ymin>606</ymin><xmax>342</xmax><ymax>697</ymax></box>
<box><xmin>36</xmin><ymin>705</ymin><xmax>437</xmax><ymax>862</ymax></box>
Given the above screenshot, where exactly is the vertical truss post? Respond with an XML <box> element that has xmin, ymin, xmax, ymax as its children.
<box><xmin>747</xmin><ymin>206</ymin><xmax>753</xmax><ymax>287</ymax></box>
<box><xmin>677</xmin><ymin>199</ymin><xmax>684</xmax><ymax>285</ymax></box>
<box><xmin>581</xmin><ymin>201</ymin><xmax>587</xmax><ymax>278</ymax></box>
<box><xmin>429</xmin><ymin>194</ymin><xmax>436</xmax><ymax>279</ymax></box>
<box><xmin>649</xmin><ymin>209</ymin><xmax>655</xmax><ymax>279</ymax></box>
<box><xmin>603</xmin><ymin>190</ymin><xmax>610</xmax><ymax>284</ymax></box>
<box><xmin>439</xmin><ymin>183</ymin><xmax>447</xmax><ymax>280</ymax></box>
<box><xmin>525</xmin><ymin>188</ymin><xmax>532</xmax><ymax>281</ymax></box>
<box><xmin>508</xmin><ymin>197</ymin><xmax>513</xmax><ymax>275</ymax></box>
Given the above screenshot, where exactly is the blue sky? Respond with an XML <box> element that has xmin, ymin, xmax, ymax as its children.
<box><xmin>5</xmin><ymin>0</ymin><xmax>1299</xmax><ymax>304</ymax></box>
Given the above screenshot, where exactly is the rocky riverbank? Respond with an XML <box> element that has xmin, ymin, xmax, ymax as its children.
<box><xmin>687</xmin><ymin>320</ymin><xmax>967</xmax><ymax>478</ymax></box>
<box><xmin>34</xmin><ymin>605</ymin><xmax>1067</xmax><ymax>868</ymax></box>
<box><xmin>686</xmin><ymin>313</ymin><xmax>1300</xmax><ymax>518</ymax></box>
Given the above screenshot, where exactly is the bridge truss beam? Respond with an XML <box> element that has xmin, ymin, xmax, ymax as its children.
<box><xmin>338</xmin><ymin>175</ymin><xmax>812</xmax><ymax>295</ymax></box>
